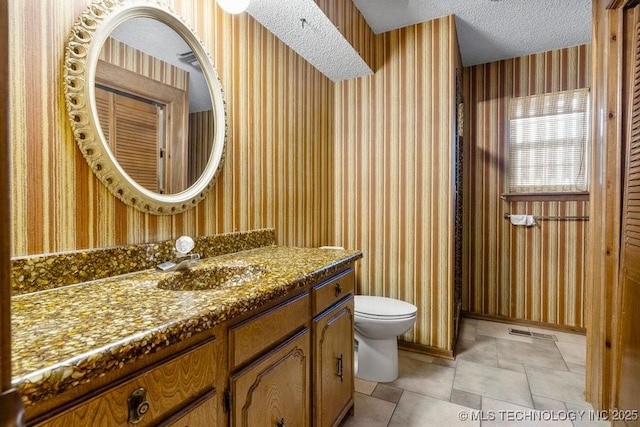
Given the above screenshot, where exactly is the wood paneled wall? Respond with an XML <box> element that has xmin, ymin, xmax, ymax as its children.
<box><xmin>334</xmin><ymin>16</ymin><xmax>460</xmax><ymax>352</ymax></box>
<box><xmin>9</xmin><ymin>0</ymin><xmax>335</xmax><ymax>256</ymax></box>
<box><xmin>586</xmin><ymin>0</ymin><xmax>628</xmax><ymax>412</ymax></box>
<box><xmin>463</xmin><ymin>45</ymin><xmax>591</xmax><ymax>329</ymax></box>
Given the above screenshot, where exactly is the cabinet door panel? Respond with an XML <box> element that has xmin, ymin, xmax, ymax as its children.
<box><xmin>313</xmin><ymin>296</ymin><xmax>354</xmax><ymax>427</ymax></box>
<box><xmin>230</xmin><ymin>329</ymin><xmax>310</xmax><ymax>427</ymax></box>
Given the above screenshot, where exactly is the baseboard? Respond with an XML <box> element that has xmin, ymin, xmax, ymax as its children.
<box><xmin>462</xmin><ymin>311</ymin><xmax>586</xmax><ymax>335</ymax></box>
<box><xmin>397</xmin><ymin>341</ymin><xmax>454</xmax><ymax>360</ymax></box>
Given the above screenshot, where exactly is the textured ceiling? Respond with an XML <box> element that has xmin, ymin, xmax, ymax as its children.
<box><xmin>351</xmin><ymin>0</ymin><xmax>592</xmax><ymax>66</ymax></box>
<box><xmin>247</xmin><ymin>0</ymin><xmax>373</xmax><ymax>82</ymax></box>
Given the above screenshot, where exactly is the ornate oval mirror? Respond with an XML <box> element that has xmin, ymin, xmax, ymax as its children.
<box><xmin>64</xmin><ymin>0</ymin><xmax>227</xmax><ymax>214</ymax></box>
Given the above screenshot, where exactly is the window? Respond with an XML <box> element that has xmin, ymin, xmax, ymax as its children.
<box><xmin>507</xmin><ymin>88</ymin><xmax>590</xmax><ymax>194</ymax></box>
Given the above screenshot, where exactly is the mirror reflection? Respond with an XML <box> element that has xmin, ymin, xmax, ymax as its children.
<box><xmin>96</xmin><ymin>17</ymin><xmax>214</xmax><ymax>194</ymax></box>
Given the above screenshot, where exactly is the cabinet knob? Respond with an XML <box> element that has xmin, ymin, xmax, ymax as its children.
<box><xmin>128</xmin><ymin>387</ymin><xmax>150</xmax><ymax>424</ymax></box>
<box><xmin>276</xmin><ymin>418</ymin><xmax>285</xmax><ymax>427</ymax></box>
<box><xmin>334</xmin><ymin>283</ymin><xmax>343</xmax><ymax>297</ymax></box>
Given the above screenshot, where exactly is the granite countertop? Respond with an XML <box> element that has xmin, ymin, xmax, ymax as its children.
<box><xmin>11</xmin><ymin>245</ymin><xmax>362</xmax><ymax>407</ymax></box>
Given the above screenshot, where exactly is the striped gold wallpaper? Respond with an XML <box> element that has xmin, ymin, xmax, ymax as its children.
<box><xmin>11</xmin><ymin>0</ymin><xmax>542</xmax><ymax>353</ymax></box>
<box><xmin>463</xmin><ymin>45</ymin><xmax>591</xmax><ymax>329</ymax></box>
<box><xmin>188</xmin><ymin>110</ymin><xmax>215</xmax><ymax>187</ymax></box>
<box><xmin>9</xmin><ymin>0</ymin><xmax>335</xmax><ymax>256</ymax></box>
<box><xmin>334</xmin><ymin>16</ymin><xmax>460</xmax><ymax>352</ymax></box>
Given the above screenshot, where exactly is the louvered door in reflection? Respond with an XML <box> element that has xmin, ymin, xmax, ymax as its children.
<box><xmin>95</xmin><ymin>86</ymin><xmax>162</xmax><ymax>193</ymax></box>
<box><xmin>616</xmin><ymin>17</ymin><xmax>640</xmax><ymax>420</ymax></box>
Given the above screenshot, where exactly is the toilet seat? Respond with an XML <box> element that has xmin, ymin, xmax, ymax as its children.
<box><xmin>355</xmin><ymin>311</ymin><xmax>415</xmax><ymax>320</ymax></box>
<box><xmin>354</xmin><ymin>295</ymin><xmax>417</xmax><ymax>319</ymax></box>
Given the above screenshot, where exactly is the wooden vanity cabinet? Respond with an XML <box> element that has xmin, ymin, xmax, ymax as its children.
<box><xmin>311</xmin><ymin>270</ymin><xmax>355</xmax><ymax>427</ymax></box>
<box><xmin>226</xmin><ymin>267</ymin><xmax>356</xmax><ymax>427</ymax></box>
<box><xmin>27</xmin><ymin>264</ymin><xmax>357</xmax><ymax>427</ymax></box>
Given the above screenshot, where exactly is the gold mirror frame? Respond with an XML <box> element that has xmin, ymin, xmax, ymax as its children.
<box><xmin>64</xmin><ymin>0</ymin><xmax>227</xmax><ymax>215</ymax></box>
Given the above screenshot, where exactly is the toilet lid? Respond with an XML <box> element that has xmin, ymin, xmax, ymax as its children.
<box><xmin>355</xmin><ymin>295</ymin><xmax>417</xmax><ymax>319</ymax></box>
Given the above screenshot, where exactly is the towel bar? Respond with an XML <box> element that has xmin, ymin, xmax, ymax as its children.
<box><xmin>503</xmin><ymin>213</ymin><xmax>589</xmax><ymax>221</ymax></box>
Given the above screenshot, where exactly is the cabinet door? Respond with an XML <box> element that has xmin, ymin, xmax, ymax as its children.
<box><xmin>230</xmin><ymin>329</ymin><xmax>310</xmax><ymax>427</ymax></box>
<box><xmin>313</xmin><ymin>296</ymin><xmax>354</xmax><ymax>427</ymax></box>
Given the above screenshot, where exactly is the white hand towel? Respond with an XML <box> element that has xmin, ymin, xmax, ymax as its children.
<box><xmin>510</xmin><ymin>215</ymin><xmax>536</xmax><ymax>226</ymax></box>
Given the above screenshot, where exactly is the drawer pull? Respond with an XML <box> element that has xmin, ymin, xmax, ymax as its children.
<box><xmin>336</xmin><ymin>354</ymin><xmax>344</xmax><ymax>382</ymax></box>
<box><xmin>276</xmin><ymin>418</ymin><xmax>285</xmax><ymax>427</ymax></box>
<box><xmin>128</xmin><ymin>387</ymin><xmax>150</xmax><ymax>424</ymax></box>
<box><xmin>334</xmin><ymin>283</ymin><xmax>343</xmax><ymax>297</ymax></box>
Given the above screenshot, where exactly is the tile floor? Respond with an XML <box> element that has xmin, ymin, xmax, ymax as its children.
<box><xmin>340</xmin><ymin>318</ymin><xmax>611</xmax><ymax>427</ymax></box>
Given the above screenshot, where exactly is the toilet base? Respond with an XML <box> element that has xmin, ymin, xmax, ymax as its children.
<box><xmin>354</xmin><ymin>333</ymin><xmax>399</xmax><ymax>383</ymax></box>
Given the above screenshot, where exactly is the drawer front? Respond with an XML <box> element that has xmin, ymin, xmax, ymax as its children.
<box><xmin>312</xmin><ymin>269</ymin><xmax>354</xmax><ymax>316</ymax></box>
<box><xmin>229</xmin><ymin>292</ymin><xmax>309</xmax><ymax>369</ymax></box>
<box><xmin>37</xmin><ymin>339</ymin><xmax>218</xmax><ymax>427</ymax></box>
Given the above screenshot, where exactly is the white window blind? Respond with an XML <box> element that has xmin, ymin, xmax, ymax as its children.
<box><xmin>507</xmin><ymin>88</ymin><xmax>590</xmax><ymax>194</ymax></box>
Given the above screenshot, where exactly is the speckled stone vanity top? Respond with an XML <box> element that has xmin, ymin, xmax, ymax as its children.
<box><xmin>11</xmin><ymin>245</ymin><xmax>362</xmax><ymax>407</ymax></box>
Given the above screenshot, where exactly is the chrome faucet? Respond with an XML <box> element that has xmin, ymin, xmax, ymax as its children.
<box><xmin>156</xmin><ymin>236</ymin><xmax>201</xmax><ymax>272</ymax></box>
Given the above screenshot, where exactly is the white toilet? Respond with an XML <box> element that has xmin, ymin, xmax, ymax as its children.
<box><xmin>354</xmin><ymin>295</ymin><xmax>418</xmax><ymax>383</ymax></box>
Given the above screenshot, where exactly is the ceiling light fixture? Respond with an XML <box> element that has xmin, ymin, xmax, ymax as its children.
<box><xmin>217</xmin><ymin>0</ymin><xmax>250</xmax><ymax>14</ymax></box>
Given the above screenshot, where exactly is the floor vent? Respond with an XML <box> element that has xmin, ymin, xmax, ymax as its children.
<box><xmin>531</xmin><ymin>332</ymin><xmax>558</xmax><ymax>341</ymax></box>
<box><xmin>508</xmin><ymin>328</ymin><xmax>558</xmax><ymax>341</ymax></box>
<box><xmin>508</xmin><ymin>328</ymin><xmax>531</xmax><ymax>337</ymax></box>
